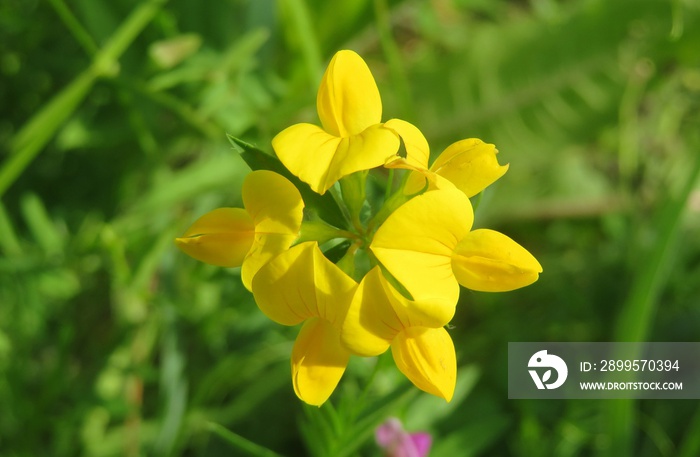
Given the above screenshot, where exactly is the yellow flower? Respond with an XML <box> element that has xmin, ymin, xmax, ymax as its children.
<box><xmin>251</xmin><ymin>242</ymin><xmax>358</xmax><ymax>406</ymax></box>
<box><xmin>341</xmin><ymin>268</ymin><xmax>456</xmax><ymax>401</ymax></box>
<box><xmin>383</xmin><ymin>119</ymin><xmax>508</xmax><ymax>197</ymax></box>
<box><xmin>272</xmin><ymin>50</ymin><xmax>400</xmax><ymax>194</ymax></box>
<box><xmin>175</xmin><ymin>170</ymin><xmax>304</xmax><ymax>290</ymax></box>
<box><xmin>371</xmin><ymin>187</ymin><xmax>542</xmax><ymax>304</ymax></box>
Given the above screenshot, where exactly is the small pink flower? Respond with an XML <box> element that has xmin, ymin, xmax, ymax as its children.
<box><xmin>375</xmin><ymin>417</ymin><xmax>432</xmax><ymax>457</ymax></box>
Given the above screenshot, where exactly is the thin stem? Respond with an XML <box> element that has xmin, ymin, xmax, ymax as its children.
<box><xmin>282</xmin><ymin>0</ymin><xmax>323</xmax><ymax>85</ymax></box>
<box><xmin>46</xmin><ymin>0</ymin><xmax>99</xmax><ymax>56</ymax></box>
<box><xmin>603</xmin><ymin>136</ymin><xmax>700</xmax><ymax>457</ymax></box>
<box><xmin>207</xmin><ymin>422</ymin><xmax>285</xmax><ymax>457</ymax></box>
<box><xmin>367</xmin><ymin>186</ymin><xmax>409</xmax><ymax>234</ymax></box>
<box><xmin>677</xmin><ymin>402</ymin><xmax>700</xmax><ymax>457</ymax></box>
<box><xmin>356</xmin><ymin>353</ymin><xmax>388</xmax><ymax>411</ymax></box>
<box><xmin>0</xmin><ymin>0</ymin><xmax>169</xmax><ymax>198</ymax></box>
<box><xmin>329</xmin><ymin>185</ymin><xmax>354</xmax><ymax>231</ymax></box>
<box><xmin>384</xmin><ymin>169</ymin><xmax>394</xmax><ymax>201</ymax></box>
<box><xmin>670</xmin><ymin>0</ymin><xmax>684</xmax><ymax>40</ymax></box>
<box><xmin>113</xmin><ymin>77</ymin><xmax>220</xmax><ymax>139</ymax></box>
<box><xmin>373</xmin><ymin>0</ymin><xmax>414</xmax><ymax>118</ymax></box>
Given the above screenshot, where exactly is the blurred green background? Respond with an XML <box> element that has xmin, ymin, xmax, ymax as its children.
<box><xmin>1</xmin><ymin>0</ymin><xmax>700</xmax><ymax>455</ymax></box>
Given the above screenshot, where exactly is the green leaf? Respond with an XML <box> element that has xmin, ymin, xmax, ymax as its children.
<box><xmin>335</xmin><ymin>383</ymin><xmax>418</xmax><ymax>457</ymax></box>
<box><xmin>228</xmin><ymin>134</ymin><xmax>347</xmax><ymax>229</ymax></box>
<box><xmin>207</xmin><ymin>422</ymin><xmax>285</xmax><ymax>457</ymax></box>
<box><xmin>20</xmin><ymin>193</ymin><xmax>65</xmax><ymax>256</ymax></box>
<box><xmin>0</xmin><ymin>201</ymin><xmax>22</xmax><ymax>256</ymax></box>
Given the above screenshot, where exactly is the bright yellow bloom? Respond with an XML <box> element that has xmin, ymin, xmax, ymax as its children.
<box><xmin>175</xmin><ymin>170</ymin><xmax>304</xmax><ymax>290</ymax></box>
<box><xmin>383</xmin><ymin>120</ymin><xmax>508</xmax><ymax>197</ymax></box>
<box><xmin>371</xmin><ymin>187</ymin><xmax>542</xmax><ymax>303</ymax></box>
<box><xmin>272</xmin><ymin>50</ymin><xmax>400</xmax><ymax>194</ymax></box>
<box><xmin>341</xmin><ymin>268</ymin><xmax>456</xmax><ymax>401</ymax></box>
<box><xmin>251</xmin><ymin>242</ymin><xmax>357</xmax><ymax>406</ymax></box>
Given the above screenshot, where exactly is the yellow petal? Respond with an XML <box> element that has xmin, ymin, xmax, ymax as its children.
<box><xmin>292</xmin><ymin>317</ymin><xmax>351</xmax><ymax>406</ymax></box>
<box><xmin>317</xmin><ymin>50</ymin><xmax>382</xmax><ymax>137</ymax></box>
<box><xmin>402</xmin><ymin>170</ymin><xmax>430</xmax><ymax>195</ymax></box>
<box><xmin>240</xmin><ymin>170</ymin><xmax>304</xmax><ymax>289</ymax></box>
<box><xmin>341</xmin><ymin>267</ymin><xmax>398</xmax><ymax>356</ymax></box>
<box><xmin>243</xmin><ymin>170</ymin><xmax>304</xmax><ymax>233</ymax></box>
<box><xmin>272</xmin><ymin>123</ymin><xmax>340</xmax><ymax>193</ymax></box>
<box><xmin>383</xmin><ymin>164</ymin><xmax>456</xmax><ymax>196</ymax></box>
<box><xmin>383</xmin><ymin>119</ymin><xmax>429</xmax><ymax>169</ymax></box>
<box><xmin>342</xmin><ymin>267</ymin><xmax>456</xmax><ymax>357</ymax></box>
<box><xmin>391</xmin><ymin>327</ymin><xmax>456</xmax><ymax>401</ymax></box>
<box><xmin>431</xmin><ymin>139</ymin><xmax>509</xmax><ymax>198</ymax></box>
<box><xmin>371</xmin><ymin>188</ymin><xmax>474</xmax><ymax>305</ymax></box>
<box><xmin>325</xmin><ymin>125</ymin><xmax>400</xmax><ymax>193</ymax></box>
<box><xmin>382</xmin><ymin>119</ymin><xmax>433</xmax><ymax>195</ymax></box>
<box><xmin>402</xmin><ymin>168</ymin><xmax>457</xmax><ymax>195</ymax></box>
<box><xmin>251</xmin><ymin>242</ymin><xmax>357</xmax><ymax>327</ymax></box>
<box><xmin>242</xmin><ymin>233</ymin><xmax>299</xmax><ymax>292</ymax></box>
<box><xmin>452</xmin><ymin>229</ymin><xmax>543</xmax><ymax>292</ymax></box>
<box><xmin>175</xmin><ymin>208</ymin><xmax>254</xmax><ymax>267</ymax></box>
<box><xmin>273</xmin><ymin>123</ymin><xmax>399</xmax><ymax>194</ymax></box>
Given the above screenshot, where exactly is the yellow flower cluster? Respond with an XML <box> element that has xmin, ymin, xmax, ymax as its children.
<box><xmin>176</xmin><ymin>50</ymin><xmax>542</xmax><ymax>406</ymax></box>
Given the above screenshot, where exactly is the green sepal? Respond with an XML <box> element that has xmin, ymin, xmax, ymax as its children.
<box><xmin>320</xmin><ymin>239</ymin><xmax>352</xmax><ymax>264</ymax></box>
<box><xmin>335</xmin><ymin>244</ymin><xmax>357</xmax><ymax>279</ymax></box>
<box><xmin>378</xmin><ymin>262</ymin><xmax>415</xmax><ymax>301</ymax></box>
<box><xmin>367</xmin><ymin>187</ymin><xmax>411</xmax><ymax>233</ymax></box>
<box><xmin>228</xmin><ymin>135</ymin><xmax>347</xmax><ymax>229</ymax></box>
<box><xmin>297</xmin><ymin>220</ymin><xmax>349</xmax><ymax>245</ymax></box>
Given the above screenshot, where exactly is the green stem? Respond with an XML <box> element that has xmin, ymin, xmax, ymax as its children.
<box><xmin>676</xmin><ymin>403</ymin><xmax>700</xmax><ymax>457</ymax></box>
<box><xmin>602</xmin><ymin>138</ymin><xmax>700</xmax><ymax>457</ymax></box>
<box><xmin>0</xmin><ymin>69</ymin><xmax>97</xmax><ymax>198</ymax></box>
<box><xmin>329</xmin><ymin>186</ymin><xmax>354</xmax><ymax>231</ymax></box>
<box><xmin>0</xmin><ymin>0</ymin><xmax>169</xmax><ymax>199</ymax></box>
<box><xmin>384</xmin><ymin>169</ymin><xmax>394</xmax><ymax>201</ymax></box>
<box><xmin>114</xmin><ymin>77</ymin><xmax>220</xmax><ymax>139</ymax></box>
<box><xmin>282</xmin><ymin>0</ymin><xmax>323</xmax><ymax>84</ymax></box>
<box><xmin>46</xmin><ymin>0</ymin><xmax>99</xmax><ymax>56</ymax></box>
<box><xmin>0</xmin><ymin>202</ymin><xmax>22</xmax><ymax>256</ymax></box>
<box><xmin>373</xmin><ymin>0</ymin><xmax>414</xmax><ymax>118</ymax></box>
<box><xmin>670</xmin><ymin>0</ymin><xmax>684</xmax><ymax>40</ymax></box>
<box><xmin>472</xmin><ymin>189</ymin><xmax>486</xmax><ymax>213</ymax></box>
<box><xmin>356</xmin><ymin>352</ymin><xmax>389</xmax><ymax>411</ymax></box>
<box><xmin>207</xmin><ymin>422</ymin><xmax>284</xmax><ymax>457</ymax></box>
<box><xmin>298</xmin><ymin>220</ymin><xmax>357</xmax><ymax>245</ymax></box>
<box><xmin>367</xmin><ymin>186</ymin><xmax>409</xmax><ymax>234</ymax></box>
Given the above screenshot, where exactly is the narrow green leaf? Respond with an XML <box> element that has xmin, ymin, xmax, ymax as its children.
<box><xmin>228</xmin><ymin>135</ymin><xmax>347</xmax><ymax>228</ymax></box>
<box><xmin>279</xmin><ymin>0</ymin><xmax>323</xmax><ymax>84</ymax></box>
<box><xmin>0</xmin><ymin>69</ymin><xmax>97</xmax><ymax>198</ymax></box>
<box><xmin>0</xmin><ymin>201</ymin><xmax>22</xmax><ymax>256</ymax></box>
<box><xmin>154</xmin><ymin>310</ymin><xmax>188</xmax><ymax>456</ymax></box>
<box><xmin>0</xmin><ymin>0</ymin><xmax>169</xmax><ymax>198</ymax></box>
<box><xmin>335</xmin><ymin>383</ymin><xmax>418</xmax><ymax>457</ymax></box>
<box><xmin>677</xmin><ymin>404</ymin><xmax>700</xmax><ymax>457</ymax></box>
<box><xmin>604</xmin><ymin>136</ymin><xmax>700</xmax><ymax>457</ymax></box>
<box><xmin>20</xmin><ymin>193</ymin><xmax>64</xmax><ymax>256</ymax></box>
<box><xmin>207</xmin><ymin>422</ymin><xmax>285</xmax><ymax>457</ymax></box>
<box><xmin>404</xmin><ymin>365</ymin><xmax>481</xmax><ymax>431</ymax></box>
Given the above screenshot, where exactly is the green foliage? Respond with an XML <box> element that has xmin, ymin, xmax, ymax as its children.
<box><xmin>1</xmin><ymin>0</ymin><xmax>699</xmax><ymax>456</ymax></box>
